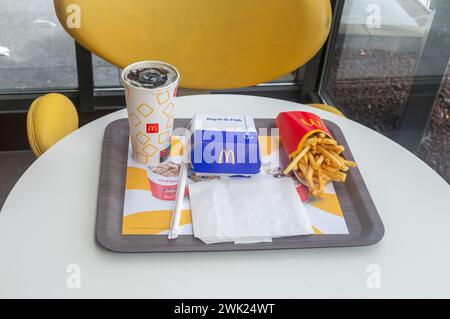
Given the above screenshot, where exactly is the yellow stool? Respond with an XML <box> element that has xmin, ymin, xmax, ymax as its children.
<box><xmin>307</xmin><ymin>103</ymin><xmax>346</xmax><ymax>117</ymax></box>
<box><xmin>27</xmin><ymin>93</ymin><xmax>79</xmax><ymax>157</ymax></box>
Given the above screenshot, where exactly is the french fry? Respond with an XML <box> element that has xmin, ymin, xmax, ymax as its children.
<box><xmin>320</xmin><ymin>171</ymin><xmax>330</xmax><ymax>181</ymax></box>
<box><xmin>306</xmin><ymin>164</ymin><xmax>314</xmax><ymax>181</ymax></box>
<box><xmin>307</xmin><ymin>151</ymin><xmax>317</xmax><ymax>168</ymax></box>
<box><xmin>298</xmin><ymin>163</ymin><xmax>308</xmax><ymax>176</ymax></box>
<box><xmin>319</xmin><ymin>138</ymin><xmax>337</xmax><ymax>145</ymax></box>
<box><xmin>327</xmin><ymin>149</ymin><xmax>345</xmax><ymax>165</ymax></box>
<box><xmin>307</xmin><ymin>178</ymin><xmax>315</xmax><ymax>190</ymax></box>
<box><xmin>305</xmin><ymin>137</ymin><xmax>319</xmax><ymax>146</ymax></box>
<box><xmin>311</xmin><ymin>143</ymin><xmax>317</xmax><ymax>154</ymax></box>
<box><xmin>283</xmin><ymin>131</ymin><xmax>357</xmax><ymax>197</ymax></box>
<box><xmin>316</xmin><ymin>154</ymin><xmax>325</xmax><ymax>166</ymax></box>
<box><xmin>318</xmin><ymin>171</ymin><xmax>325</xmax><ymax>193</ymax></box>
<box><xmin>296</xmin><ymin>170</ymin><xmax>306</xmax><ymax>179</ymax></box>
<box><xmin>324</xmin><ymin>170</ymin><xmax>346</xmax><ymax>181</ymax></box>
<box><xmin>317</xmin><ymin>145</ymin><xmax>342</xmax><ymax>168</ymax></box>
<box><xmin>322</xmin><ymin>144</ymin><xmax>345</xmax><ymax>154</ymax></box>
<box><xmin>344</xmin><ymin>159</ymin><xmax>357</xmax><ymax>168</ymax></box>
<box><xmin>283</xmin><ymin>145</ymin><xmax>311</xmax><ymax>175</ymax></box>
<box><xmin>322</xmin><ymin>164</ymin><xmax>338</xmax><ymax>173</ymax></box>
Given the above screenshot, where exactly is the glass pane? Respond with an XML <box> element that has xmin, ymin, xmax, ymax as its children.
<box><xmin>321</xmin><ymin>0</ymin><xmax>450</xmax><ymax>182</ymax></box>
<box><xmin>93</xmin><ymin>54</ymin><xmax>121</xmax><ymax>88</ymax></box>
<box><xmin>417</xmin><ymin>62</ymin><xmax>450</xmax><ymax>182</ymax></box>
<box><xmin>0</xmin><ymin>0</ymin><xmax>77</xmax><ymax>91</ymax></box>
<box><xmin>91</xmin><ymin>57</ymin><xmax>299</xmax><ymax>88</ymax></box>
<box><xmin>323</xmin><ymin>0</ymin><xmax>430</xmax><ymax>136</ymax></box>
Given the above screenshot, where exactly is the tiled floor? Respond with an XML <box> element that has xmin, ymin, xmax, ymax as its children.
<box><xmin>0</xmin><ymin>150</ymin><xmax>35</xmax><ymax>210</ymax></box>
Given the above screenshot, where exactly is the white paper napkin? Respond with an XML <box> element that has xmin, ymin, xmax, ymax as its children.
<box><xmin>188</xmin><ymin>176</ymin><xmax>313</xmax><ymax>244</ymax></box>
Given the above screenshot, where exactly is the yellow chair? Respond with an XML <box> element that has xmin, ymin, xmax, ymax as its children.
<box><xmin>27</xmin><ymin>93</ymin><xmax>79</xmax><ymax>157</ymax></box>
<box><xmin>306</xmin><ymin>103</ymin><xmax>345</xmax><ymax>117</ymax></box>
<box><xmin>42</xmin><ymin>0</ymin><xmax>341</xmax><ymax>129</ymax></box>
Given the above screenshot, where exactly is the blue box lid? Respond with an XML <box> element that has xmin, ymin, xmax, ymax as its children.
<box><xmin>190</xmin><ymin>114</ymin><xmax>261</xmax><ymax>176</ymax></box>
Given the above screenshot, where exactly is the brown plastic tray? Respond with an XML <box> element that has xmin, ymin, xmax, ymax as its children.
<box><xmin>96</xmin><ymin>118</ymin><xmax>384</xmax><ymax>252</ymax></box>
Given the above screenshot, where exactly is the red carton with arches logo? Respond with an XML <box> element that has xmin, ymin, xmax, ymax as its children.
<box><xmin>275</xmin><ymin>111</ymin><xmax>333</xmax><ymax>158</ymax></box>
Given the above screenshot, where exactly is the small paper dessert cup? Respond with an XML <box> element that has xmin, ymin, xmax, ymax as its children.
<box><xmin>147</xmin><ymin>165</ymin><xmax>188</xmax><ymax>201</ymax></box>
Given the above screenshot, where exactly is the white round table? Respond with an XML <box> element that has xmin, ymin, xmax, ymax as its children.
<box><xmin>1</xmin><ymin>94</ymin><xmax>449</xmax><ymax>298</ymax></box>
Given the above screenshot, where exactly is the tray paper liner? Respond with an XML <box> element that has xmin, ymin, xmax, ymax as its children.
<box><xmin>122</xmin><ymin>136</ymin><xmax>349</xmax><ymax>235</ymax></box>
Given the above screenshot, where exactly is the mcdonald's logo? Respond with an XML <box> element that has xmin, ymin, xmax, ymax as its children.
<box><xmin>218</xmin><ymin>149</ymin><xmax>235</xmax><ymax>164</ymax></box>
<box><xmin>300</xmin><ymin>118</ymin><xmax>322</xmax><ymax>128</ymax></box>
<box><xmin>146</xmin><ymin>123</ymin><xmax>159</xmax><ymax>133</ymax></box>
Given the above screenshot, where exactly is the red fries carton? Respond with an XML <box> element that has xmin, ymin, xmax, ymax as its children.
<box><xmin>275</xmin><ymin>111</ymin><xmax>333</xmax><ymax>158</ymax></box>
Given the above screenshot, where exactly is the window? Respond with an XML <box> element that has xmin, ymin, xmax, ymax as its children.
<box><xmin>0</xmin><ymin>0</ymin><xmax>306</xmax><ymax>112</ymax></box>
<box><xmin>2</xmin><ymin>0</ymin><xmax>448</xmax><ymax>184</ymax></box>
<box><xmin>320</xmin><ymin>0</ymin><xmax>450</xmax><ymax>182</ymax></box>
<box><xmin>417</xmin><ymin>62</ymin><xmax>450</xmax><ymax>181</ymax></box>
<box><xmin>93</xmin><ymin>54</ymin><xmax>121</xmax><ymax>88</ymax></box>
<box><xmin>0</xmin><ymin>0</ymin><xmax>77</xmax><ymax>91</ymax></box>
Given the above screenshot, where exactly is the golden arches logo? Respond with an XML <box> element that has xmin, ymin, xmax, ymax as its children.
<box><xmin>218</xmin><ymin>149</ymin><xmax>235</xmax><ymax>164</ymax></box>
<box><xmin>300</xmin><ymin>118</ymin><xmax>322</xmax><ymax>128</ymax></box>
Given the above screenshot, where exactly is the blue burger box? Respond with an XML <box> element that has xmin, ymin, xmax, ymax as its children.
<box><xmin>189</xmin><ymin>114</ymin><xmax>261</xmax><ymax>176</ymax></box>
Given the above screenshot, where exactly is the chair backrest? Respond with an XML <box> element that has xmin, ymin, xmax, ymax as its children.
<box><xmin>27</xmin><ymin>93</ymin><xmax>79</xmax><ymax>157</ymax></box>
<box><xmin>55</xmin><ymin>0</ymin><xmax>331</xmax><ymax>89</ymax></box>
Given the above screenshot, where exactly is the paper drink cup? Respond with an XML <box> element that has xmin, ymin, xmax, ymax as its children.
<box><xmin>121</xmin><ymin>61</ymin><xmax>180</xmax><ymax>165</ymax></box>
<box><xmin>275</xmin><ymin>111</ymin><xmax>333</xmax><ymax>158</ymax></box>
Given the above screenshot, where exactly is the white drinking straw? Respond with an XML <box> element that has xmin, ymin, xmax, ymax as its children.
<box><xmin>168</xmin><ymin>162</ymin><xmax>188</xmax><ymax>239</ymax></box>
